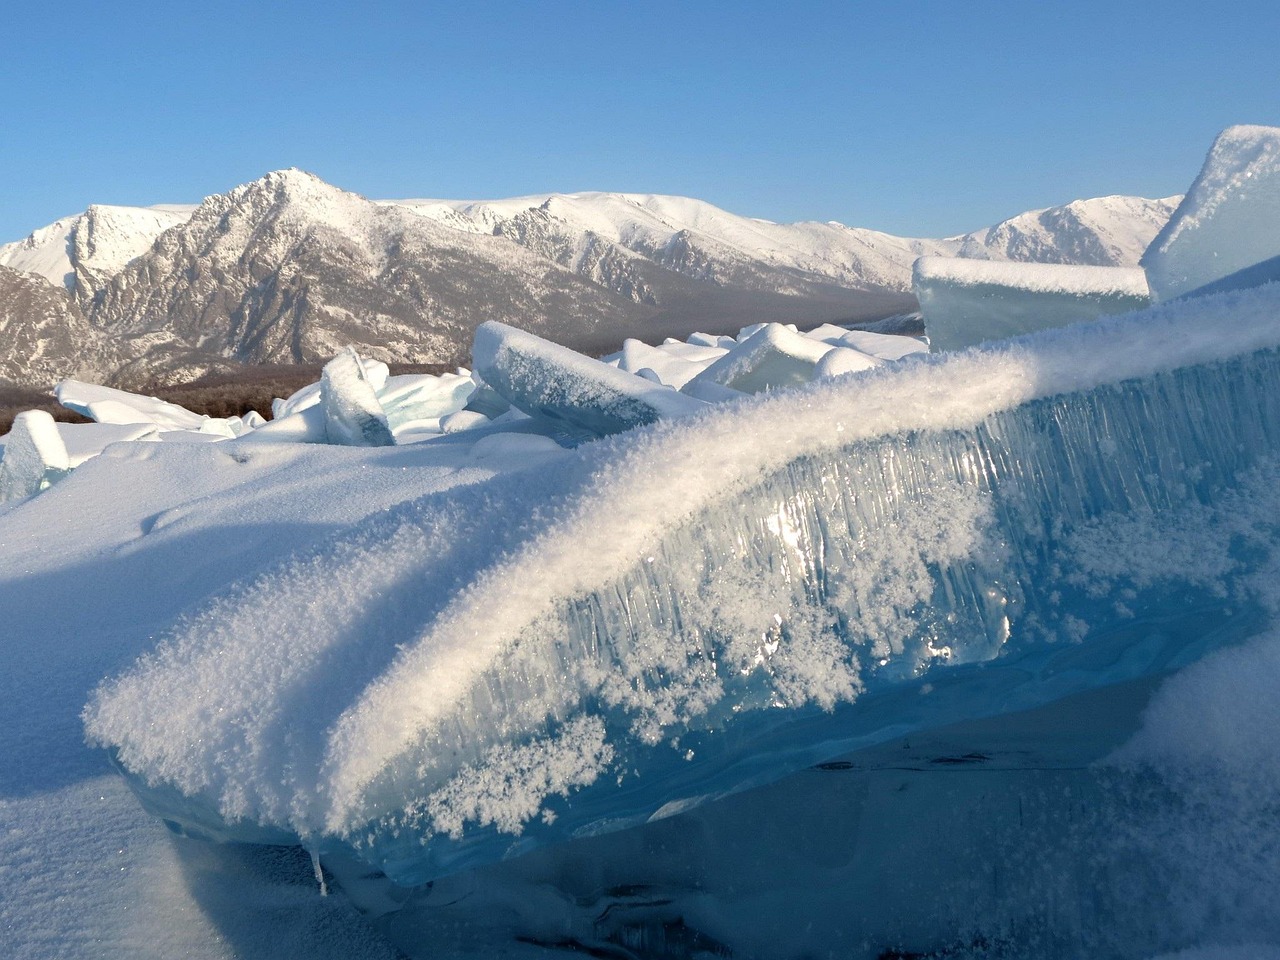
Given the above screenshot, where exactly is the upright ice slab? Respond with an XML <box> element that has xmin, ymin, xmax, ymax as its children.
<box><xmin>0</xmin><ymin>410</ymin><xmax>71</xmax><ymax>502</ymax></box>
<box><xmin>320</xmin><ymin>348</ymin><xmax>395</xmax><ymax>447</ymax></box>
<box><xmin>1142</xmin><ymin>124</ymin><xmax>1280</xmax><ymax>301</ymax></box>
<box><xmin>914</xmin><ymin>257</ymin><xmax>1150</xmax><ymax>352</ymax></box>
<box><xmin>472</xmin><ymin>321</ymin><xmax>706</xmax><ymax>437</ymax></box>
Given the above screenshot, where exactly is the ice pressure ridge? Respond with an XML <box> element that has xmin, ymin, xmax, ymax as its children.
<box><xmin>84</xmin><ymin>279</ymin><xmax>1280</xmax><ymax>887</ymax></box>
<box><xmin>0</xmin><ymin>315</ymin><xmax>925</xmax><ymax>502</ymax></box>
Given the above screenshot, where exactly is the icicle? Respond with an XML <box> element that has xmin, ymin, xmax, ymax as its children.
<box><xmin>309</xmin><ymin>847</ymin><xmax>328</xmax><ymax>897</ymax></box>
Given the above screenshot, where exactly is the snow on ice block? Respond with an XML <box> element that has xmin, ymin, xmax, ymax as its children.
<box><xmin>55</xmin><ymin>380</ymin><xmax>221</xmax><ymax>433</ymax></box>
<box><xmin>686</xmin><ymin>331</ymin><xmax>737</xmax><ymax>348</ymax></box>
<box><xmin>687</xmin><ymin>322</ymin><xmax>835</xmax><ymax>394</ymax></box>
<box><xmin>803</xmin><ymin>325</ymin><xmax>928</xmax><ymax>365</ymax></box>
<box><xmin>320</xmin><ymin>348</ymin><xmax>395</xmax><ymax>447</ymax></box>
<box><xmin>0</xmin><ymin>410</ymin><xmax>71</xmax><ymax>501</ymax></box>
<box><xmin>1142</xmin><ymin>125</ymin><xmax>1280</xmax><ymax>302</ymax></box>
<box><xmin>57</xmin><ymin>421</ymin><xmax>159</xmax><ymax>466</ymax></box>
<box><xmin>812</xmin><ymin>346</ymin><xmax>884</xmax><ymax>380</ymax></box>
<box><xmin>378</xmin><ymin>373</ymin><xmax>475</xmax><ymax>431</ymax></box>
<box><xmin>617</xmin><ymin>338</ymin><xmax>707</xmax><ymax>389</ymax></box>
<box><xmin>913</xmin><ymin>257</ymin><xmax>1151</xmax><ymax>353</ymax></box>
<box><xmin>472</xmin><ymin>321</ymin><xmax>706</xmax><ymax>437</ymax></box>
<box><xmin>272</xmin><ymin>382</ymin><xmax>321</xmax><ymax>419</ymax></box>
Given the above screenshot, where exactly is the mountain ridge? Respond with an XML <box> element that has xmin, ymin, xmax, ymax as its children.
<box><xmin>0</xmin><ymin>172</ymin><xmax>1180</xmax><ymax>388</ymax></box>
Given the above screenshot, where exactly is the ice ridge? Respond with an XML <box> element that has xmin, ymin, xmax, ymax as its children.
<box><xmin>86</xmin><ymin>283</ymin><xmax>1280</xmax><ymax>886</ymax></box>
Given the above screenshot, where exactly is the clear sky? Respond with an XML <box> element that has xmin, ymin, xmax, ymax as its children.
<box><xmin>2</xmin><ymin>0</ymin><xmax>1277</xmax><ymax>242</ymax></box>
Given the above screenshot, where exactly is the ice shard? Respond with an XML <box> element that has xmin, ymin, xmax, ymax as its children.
<box><xmin>320</xmin><ymin>348</ymin><xmax>395</xmax><ymax>447</ymax></box>
<box><xmin>0</xmin><ymin>410</ymin><xmax>72</xmax><ymax>502</ymax></box>
<box><xmin>914</xmin><ymin>257</ymin><xmax>1150</xmax><ymax>352</ymax></box>
<box><xmin>1142</xmin><ymin>124</ymin><xmax>1280</xmax><ymax>301</ymax></box>
<box><xmin>472</xmin><ymin>321</ymin><xmax>706</xmax><ymax>437</ymax></box>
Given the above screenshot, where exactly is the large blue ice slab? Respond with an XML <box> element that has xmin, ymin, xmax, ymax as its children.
<box><xmin>87</xmin><ymin>285</ymin><xmax>1280</xmax><ymax>890</ymax></box>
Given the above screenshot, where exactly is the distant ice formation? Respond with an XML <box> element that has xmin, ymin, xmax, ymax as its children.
<box><xmin>473</xmin><ymin>320</ymin><xmax>707</xmax><ymax>437</ymax></box>
<box><xmin>320</xmin><ymin>348</ymin><xmax>395</xmax><ymax>447</ymax></box>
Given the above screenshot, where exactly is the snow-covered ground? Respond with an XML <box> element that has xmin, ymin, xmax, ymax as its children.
<box><xmin>3</xmin><ymin>124</ymin><xmax>1280</xmax><ymax>959</ymax></box>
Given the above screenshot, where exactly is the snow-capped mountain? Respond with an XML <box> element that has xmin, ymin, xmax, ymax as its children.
<box><xmin>387</xmin><ymin>192</ymin><xmax>957</xmax><ymax>299</ymax></box>
<box><xmin>0</xmin><ymin>173</ymin><xmax>1179</xmax><ymax>388</ymax></box>
<box><xmin>0</xmin><ymin>203</ymin><xmax>194</xmax><ymax>301</ymax></box>
<box><xmin>953</xmin><ymin>194</ymin><xmax>1182</xmax><ymax>266</ymax></box>
<box><xmin>88</xmin><ymin>170</ymin><xmax>660</xmax><ymax>385</ymax></box>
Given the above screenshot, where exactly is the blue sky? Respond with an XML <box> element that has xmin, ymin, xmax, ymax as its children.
<box><xmin>2</xmin><ymin>1</ymin><xmax>1277</xmax><ymax>242</ymax></box>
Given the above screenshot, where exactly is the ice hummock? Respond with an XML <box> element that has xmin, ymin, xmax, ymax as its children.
<box><xmin>320</xmin><ymin>348</ymin><xmax>395</xmax><ymax>446</ymax></box>
<box><xmin>1142</xmin><ymin>124</ymin><xmax>1280</xmax><ymax>302</ymax></box>
<box><xmin>913</xmin><ymin>256</ymin><xmax>1151</xmax><ymax>352</ymax></box>
<box><xmin>472</xmin><ymin>320</ymin><xmax>706</xmax><ymax>438</ymax></box>
<box><xmin>0</xmin><ymin>410</ymin><xmax>72</xmax><ymax>502</ymax></box>
<box><xmin>686</xmin><ymin>322</ymin><xmax>841</xmax><ymax>393</ymax></box>
<box><xmin>56</xmin><ymin>379</ymin><xmax>249</xmax><ymax>437</ymax></box>
<box><xmin>85</xmin><ymin>282</ymin><xmax>1280</xmax><ymax>899</ymax></box>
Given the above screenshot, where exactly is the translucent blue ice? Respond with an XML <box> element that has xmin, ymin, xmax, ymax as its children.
<box><xmin>84</xmin><ymin>284</ymin><xmax>1280</xmax><ymax>904</ymax></box>
<box><xmin>472</xmin><ymin>321</ymin><xmax>706</xmax><ymax>438</ymax></box>
<box><xmin>914</xmin><ymin>257</ymin><xmax>1151</xmax><ymax>352</ymax></box>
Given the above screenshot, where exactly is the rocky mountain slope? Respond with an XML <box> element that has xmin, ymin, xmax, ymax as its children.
<box><xmin>0</xmin><ymin>174</ymin><xmax>1180</xmax><ymax>388</ymax></box>
<box><xmin>0</xmin><ymin>265</ymin><xmax>117</xmax><ymax>386</ymax></box>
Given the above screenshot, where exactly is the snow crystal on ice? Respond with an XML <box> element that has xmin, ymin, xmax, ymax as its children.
<box><xmin>1142</xmin><ymin>124</ymin><xmax>1280</xmax><ymax>302</ymax></box>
